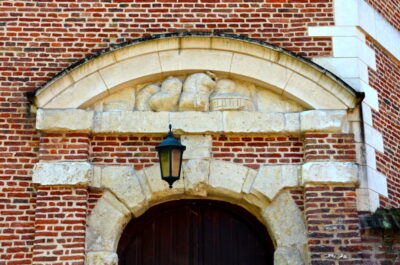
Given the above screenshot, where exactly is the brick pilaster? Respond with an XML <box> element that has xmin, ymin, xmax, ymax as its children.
<box><xmin>32</xmin><ymin>133</ymin><xmax>90</xmax><ymax>264</ymax></box>
<box><xmin>305</xmin><ymin>185</ymin><xmax>364</xmax><ymax>264</ymax></box>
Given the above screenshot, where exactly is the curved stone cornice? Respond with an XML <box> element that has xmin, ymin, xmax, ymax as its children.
<box><xmin>30</xmin><ymin>33</ymin><xmax>363</xmax><ymax>111</ymax></box>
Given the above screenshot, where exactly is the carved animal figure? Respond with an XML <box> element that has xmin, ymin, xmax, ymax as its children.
<box><xmin>135</xmin><ymin>84</ymin><xmax>160</xmax><ymax>111</ymax></box>
<box><xmin>178</xmin><ymin>73</ymin><xmax>216</xmax><ymax>111</ymax></box>
<box><xmin>149</xmin><ymin>77</ymin><xmax>183</xmax><ymax>111</ymax></box>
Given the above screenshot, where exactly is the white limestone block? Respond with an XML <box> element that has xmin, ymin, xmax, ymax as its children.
<box><xmin>365</xmin><ymin>167</ymin><xmax>388</xmax><ymax>197</ymax></box>
<box><xmin>86</xmin><ymin>191</ymin><xmax>131</xmax><ymax>252</ymax></box>
<box><xmin>70</xmin><ymin>53</ymin><xmax>116</xmax><ymax>83</ymax></box>
<box><xmin>94</xmin><ymin>111</ymin><xmax>169</xmax><ymax>133</ymax></box>
<box><xmin>223</xmin><ymin>111</ymin><xmax>285</xmax><ymax>133</ymax></box>
<box><xmin>251</xmin><ymin>165</ymin><xmax>300</xmax><ymax>201</ymax></box>
<box><xmin>300</xmin><ymin>110</ymin><xmax>348</xmax><ymax>133</ymax></box>
<box><xmin>301</xmin><ymin>162</ymin><xmax>358</xmax><ymax>185</ymax></box>
<box><xmin>356</xmin><ymin>188</ymin><xmax>380</xmax><ymax>212</ymax></box>
<box><xmin>274</xmin><ymin>247</ymin><xmax>304</xmax><ymax>265</ymax></box>
<box><xmin>140</xmin><ymin>164</ymin><xmax>185</xmax><ymax>201</ymax></box>
<box><xmin>45</xmin><ymin>72</ymin><xmax>108</xmax><ymax>109</ymax></box>
<box><xmin>182</xmin><ymin>159</ymin><xmax>210</xmax><ymax>197</ymax></box>
<box><xmin>284</xmin><ymin>72</ymin><xmax>347</xmax><ymax>110</ymax></box>
<box><xmin>36</xmin><ymin>108</ymin><xmax>94</xmax><ymax>132</ymax></box>
<box><xmin>208</xmin><ymin>160</ymin><xmax>249</xmax><ymax>197</ymax></box>
<box><xmin>99</xmin><ymin>53</ymin><xmax>162</xmax><ymax>90</ymax></box>
<box><xmin>35</xmin><ymin>74</ymin><xmax>75</xmax><ymax>107</ymax></box>
<box><xmin>181</xmin><ymin>135</ymin><xmax>212</xmax><ymax>160</ymax></box>
<box><xmin>169</xmin><ymin>111</ymin><xmax>223</xmax><ymax>133</ymax></box>
<box><xmin>100</xmin><ymin>166</ymin><xmax>148</xmax><ymax>217</ymax></box>
<box><xmin>255</xmin><ymin>89</ymin><xmax>305</xmax><ymax>113</ymax></box>
<box><xmin>334</xmin><ymin>0</ymin><xmax>359</xmax><ymax>26</ymax></box>
<box><xmin>364</xmin><ymin>124</ymin><xmax>384</xmax><ymax>153</ymax></box>
<box><xmin>262</xmin><ymin>192</ymin><xmax>307</xmax><ymax>248</ymax></box>
<box><xmin>86</xmin><ymin>251</ymin><xmax>118</xmax><ymax>265</ymax></box>
<box><xmin>284</xmin><ymin>113</ymin><xmax>301</xmax><ymax>133</ymax></box>
<box><xmin>32</xmin><ymin>162</ymin><xmax>92</xmax><ymax>186</ymax></box>
<box><xmin>230</xmin><ymin>53</ymin><xmax>293</xmax><ymax>94</ymax></box>
<box><xmin>159</xmin><ymin>49</ymin><xmax>233</xmax><ymax>74</ymax></box>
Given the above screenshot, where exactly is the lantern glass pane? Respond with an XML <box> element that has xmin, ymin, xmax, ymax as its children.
<box><xmin>171</xmin><ymin>149</ymin><xmax>181</xmax><ymax>177</ymax></box>
<box><xmin>159</xmin><ymin>149</ymin><xmax>170</xmax><ymax>177</ymax></box>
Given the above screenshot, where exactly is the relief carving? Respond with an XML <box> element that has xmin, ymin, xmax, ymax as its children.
<box><xmin>178</xmin><ymin>73</ymin><xmax>216</xmax><ymax>111</ymax></box>
<box><xmin>149</xmin><ymin>77</ymin><xmax>182</xmax><ymax>111</ymax></box>
<box><xmin>136</xmin><ymin>84</ymin><xmax>160</xmax><ymax>111</ymax></box>
<box><xmin>90</xmin><ymin>71</ymin><xmax>306</xmax><ymax>113</ymax></box>
<box><xmin>210</xmin><ymin>79</ymin><xmax>254</xmax><ymax>111</ymax></box>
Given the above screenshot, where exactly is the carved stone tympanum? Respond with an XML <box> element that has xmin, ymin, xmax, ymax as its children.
<box><xmin>210</xmin><ymin>79</ymin><xmax>253</xmax><ymax>111</ymax></box>
<box><xmin>178</xmin><ymin>73</ymin><xmax>216</xmax><ymax>111</ymax></box>
<box><xmin>149</xmin><ymin>77</ymin><xmax>182</xmax><ymax>111</ymax></box>
<box><xmin>136</xmin><ymin>84</ymin><xmax>160</xmax><ymax>111</ymax></box>
<box><xmin>89</xmin><ymin>71</ymin><xmax>307</xmax><ymax>113</ymax></box>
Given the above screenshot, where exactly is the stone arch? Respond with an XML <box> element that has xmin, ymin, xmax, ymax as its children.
<box><xmin>31</xmin><ymin>33</ymin><xmax>362</xmax><ymax>111</ymax></box>
<box><xmin>86</xmin><ymin>160</ymin><xmax>308</xmax><ymax>265</ymax></box>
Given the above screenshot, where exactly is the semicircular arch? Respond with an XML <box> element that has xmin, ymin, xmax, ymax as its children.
<box><xmin>32</xmin><ymin>33</ymin><xmax>362</xmax><ymax>111</ymax></box>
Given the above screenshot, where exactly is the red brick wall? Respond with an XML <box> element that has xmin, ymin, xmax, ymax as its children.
<box><xmin>32</xmin><ymin>187</ymin><xmax>87</xmax><ymax>265</ymax></box>
<box><xmin>212</xmin><ymin>135</ymin><xmax>304</xmax><ymax>169</ymax></box>
<box><xmin>368</xmin><ymin>40</ymin><xmax>400</xmax><ymax>208</ymax></box>
<box><xmin>304</xmin><ymin>133</ymin><xmax>356</xmax><ymax>162</ymax></box>
<box><xmin>361</xmin><ymin>229</ymin><xmax>400</xmax><ymax>264</ymax></box>
<box><xmin>365</xmin><ymin>0</ymin><xmax>400</xmax><ymax>31</ymax></box>
<box><xmin>39</xmin><ymin>133</ymin><xmax>90</xmax><ymax>162</ymax></box>
<box><xmin>90</xmin><ymin>135</ymin><xmax>161</xmax><ymax>170</ymax></box>
<box><xmin>305</xmin><ymin>185</ymin><xmax>363</xmax><ymax>264</ymax></box>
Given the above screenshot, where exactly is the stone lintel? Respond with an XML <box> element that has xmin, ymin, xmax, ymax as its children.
<box><xmin>301</xmin><ymin>161</ymin><xmax>359</xmax><ymax>185</ymax></box>
<box><xmin>36</xmin><ymin>108</ymin><xmax>94</xmax><ymax>132</ymax></box>
<box><xmin>36</xmin><ymin>109</ymin><xmax>349</xmax><ymax>134</ymax></box>
<box><xmin>32</xmin><ymin>162</ymin><xmax>92</xmax><ymax>186</ymax></box>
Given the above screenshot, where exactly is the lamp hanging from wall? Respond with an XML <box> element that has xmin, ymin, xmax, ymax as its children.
<box><xmin>156</xmin><ymin>124</ymin><xmax>186</xmax><ymax>188</ymax></box>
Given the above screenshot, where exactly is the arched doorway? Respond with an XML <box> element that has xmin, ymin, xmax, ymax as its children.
<box><xmin>117</xmin><ymin>200</ymin><xmax>275</xmax><ymax>265</ymax></box>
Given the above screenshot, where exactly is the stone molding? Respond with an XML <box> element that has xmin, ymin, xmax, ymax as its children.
<box><xmin>32</xmin><ymin>36</ymin><xmax>361</xmax><ymax>110</ymax></box>
<box><xmin>36</xmin><ymin>109</ymin><xmax>349</xmax><ymax>134</ymax></box>
<box><xmin>32</xmin><ymin>162</ymin><xmax>92</xmax><ymax>186</ymax></box>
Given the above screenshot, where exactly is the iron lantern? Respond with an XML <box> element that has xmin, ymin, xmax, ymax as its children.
<box><xmin>156</xmin><ymin>124</ymin><xmax>186</xmax><ymax>188</ymax></box>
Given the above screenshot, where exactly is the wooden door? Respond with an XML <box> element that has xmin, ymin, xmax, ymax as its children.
<box><xmin>118</xmin><ymin>200</ymin><xmax>274</xmax><ymax>265</ymax></box>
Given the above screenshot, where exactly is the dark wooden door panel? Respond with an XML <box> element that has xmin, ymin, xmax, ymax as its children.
<box><xmin>118</xmin><ymin>200</ymin><xmax>274</xmax><ymax>265</ymax></box>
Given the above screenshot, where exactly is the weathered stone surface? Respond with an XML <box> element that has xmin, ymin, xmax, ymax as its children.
<box><xmin>86</xmin><ymin>191</ymin><xmax>131</xmax><ymax>252</ymax></box>
<box><xmin>182</xmin><ymin>159</ymin><xmax>210</xmax><ymax>197</ymax></box>
<box><xmin>181</xmin><ymin>135</ymin><xmax>212</xmax><ymax>160</ymax></box>
<box><xmin>208</xmin><ymin>160</ymin><xmax>249</xmax><ymax>197</ymax></box>
<box><xmin>170</xmin><ymin>111</ymin><xmax>223</xmax><ymax>133</ymax></box>
<box><xmin>86</xmin><ymin>251</ymin><xmax>118</xmax><ymax>265</ymax></box>
<box><xmin>274</xmin><ymin>247</ymin><xmax>305</xmax><ymax>265</ymax></box>
<box><xmin>103</xmin><ymin>101</ymin><xmax>133</xmax><ymax>111</ymax></box>
<box><xmin>140</xmin><ymin>164</ymin><xmax>185</xmax><ymax>201</ymax></box>
<box><xmin>223</xmin><ymin>111</ymin><xmax>285</xmax><ymax>133</ymax></box>
<box><xmin>100</xmin><ymin>166</ymin><xmax>148</xmax><ymax>217</ymax></box>
<box><xmin>300</xmin><ymin>110</ymin><xmax>348</xmax><ymax>133</ymax></box>
<box><xmin>262</xmin><ymin>192</ymin><xmax>307</xmax><ymax>248</ymax></box>
<box><xmin>36</xmin><ymin>108</ymin><xmax>94</xmax><ymax>132</ymax></box>
<box><xmin>301</xmin><ymin>162</ymin><xmax>358</xmax><ymax>185</ymax></box>
<box><xmin>149</xmin><ymin>77</ymin><xmax>182</xmax><ymax>111</ymax></box>
<box><xmin>32</xmin><ymin>162</ymin><xmax>92</xmax><ymax>186</ymax></box>
<box><xmin>210</xmin><ymin>79</ymin><xmax>253</xmax><ymax>111</ymax></box>
<box><xmin>178</xmin><ymin>73</ymin><xmax>216</xmax><ymax>111</ymax></box>
<box><xmin>256</xmin><ymin>89</ymin><xmax>305</xmax><ymax>113</ymax></box>
<box><xmin>94</xmin><ymin>111</ymin><xmax>169</xmax><ymax>133</ymax></box>
<box><xmin>136</xmin><ymin>84</ymin><xmax>160</xmax><ymax>111</ymax></box>
<box><xmin>284</xmin><ymin>113</ymin><xmax>301</xmax><ymax>133</ymax></box>
<box><xmin>251</xmin><ymin>165</ymin><xmax>300</xmax><ymax>201</ymax></box>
